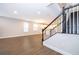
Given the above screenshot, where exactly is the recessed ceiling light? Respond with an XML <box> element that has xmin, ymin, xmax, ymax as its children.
<box><xmin>14</xmin><ymin>11</ymin><xmax>18</xmax><ymax>14</ymax></box>
<box><xmin>37</xmin><ymin>11</ymin><xmax>41</xmax><ymax>15</ymax></box>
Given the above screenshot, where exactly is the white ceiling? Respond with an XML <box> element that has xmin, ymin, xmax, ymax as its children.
<box><xmin>0</xmin><ymin>3</ymin><xmax>62</xmax><ymax>24</ymax></box>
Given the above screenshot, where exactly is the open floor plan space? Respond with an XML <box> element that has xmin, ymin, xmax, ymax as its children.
<box><xmin>0</xmin><ymin>34</ymin><xmax>61</xmax><ymax>55</ymax></box>
<box><xmin>0</xmin><ymin>3</ymin><xmax>79</xmax><ymax>55</ymax></box>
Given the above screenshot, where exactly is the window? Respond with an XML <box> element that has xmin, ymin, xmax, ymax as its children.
<box><xmin>24</xmin><ymin>22</ymin><xmax>29</xmax><ymax>32</ymax></box>
<box><xmin>33</xmin><ymin>24</ymin><xmax>38</xmax><ymax>31</ymax></box>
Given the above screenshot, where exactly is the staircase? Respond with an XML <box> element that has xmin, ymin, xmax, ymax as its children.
<box><xmin>42</xmin><ymin>4</ymin><xmax>79</xmax><ymax>55</ymax></box>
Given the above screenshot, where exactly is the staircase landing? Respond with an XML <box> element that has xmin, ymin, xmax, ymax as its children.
<box><xmin>43</xmin><ymin>33</ymin><xmax>79</xmax><ymax>55</ymax></box>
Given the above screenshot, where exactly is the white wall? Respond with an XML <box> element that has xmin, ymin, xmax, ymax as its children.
<box><xmin>0</xmin><ymin>17</ymin><xmax>42</xmax><ymax>38</ymax></box>
<box><xmin>48</xmin><ymin>4</ymin><xmax>62</xmax><ymax>19</ymax></box>
<box><xmin>43</xmin><ymin>33</ymin><xmax>79</xmax><ymax>55</ymax></box>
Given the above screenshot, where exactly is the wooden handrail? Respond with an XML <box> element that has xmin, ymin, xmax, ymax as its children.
<box><xmin>42</xmin><ymin>3</ymin><xmax>79</xmax><ymax>42</ymax></box>
<box><xmin>42</xmin><ymin>13</ymin><xmax>62</xmax><ymax>31</ymax></box>
<box><xmin>43</xmin><ymin>4</ymin><xmax>79</xmax><ymax>32</ymax></box>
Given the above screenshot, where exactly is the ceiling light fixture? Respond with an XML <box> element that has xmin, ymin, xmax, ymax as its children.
<box><xmin>14</xmin><ymin>11</ymin><xmax>18</xmax><ymax>14</ymax></box>
<box><xmin>37</xmin><ymin>11</ymin><xmax>41</xmax><ymax>15</ymax></box>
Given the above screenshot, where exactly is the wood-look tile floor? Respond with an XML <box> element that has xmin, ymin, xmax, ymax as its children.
<box><xmin>0</xmin><ymin>34</ymin><xmax>61</xmax><ymax>55</ymax></box>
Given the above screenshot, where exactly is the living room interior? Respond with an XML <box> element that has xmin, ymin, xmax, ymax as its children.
<box><xmin>0</xmin><ymin>3</ymin><xmax>79</xmax><ymax>55</ymax></box>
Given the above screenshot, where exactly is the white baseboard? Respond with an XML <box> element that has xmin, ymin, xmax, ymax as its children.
<box><xmin>0</xmin><ymin>33</ymin><xmax>41</xmax><ymax>39</ymax></box>
<box><xmin>0</xmin><ymin>34</ymin><xmax>26</xmax><ymax>39</ymax></box>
